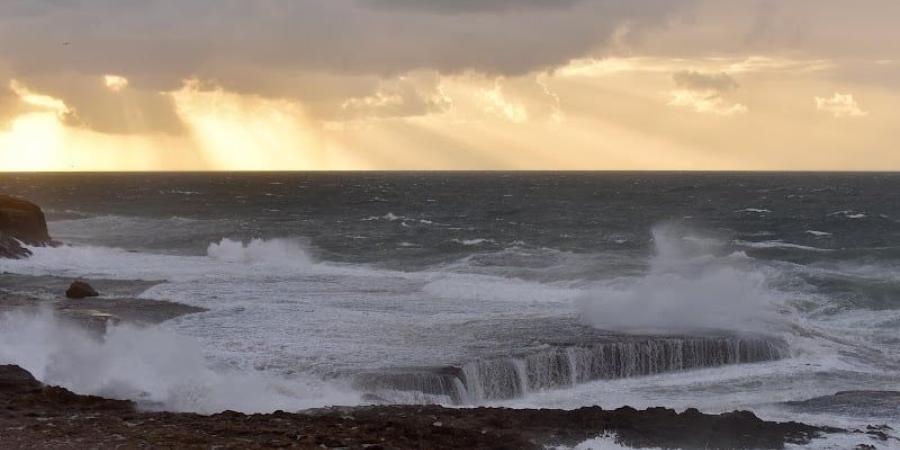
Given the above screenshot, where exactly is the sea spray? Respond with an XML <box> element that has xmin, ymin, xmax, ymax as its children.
<box><xmin>578</xmin><ymin>223</ymin><xmax>784</xmax><ymax>333</ymax></box>
<box><xmin>8</xmin><ymin>237</ymin><xmax>320</xmax><ymax>281</ymax></box>
<box><xmin>207</xmin><ymin>237</ymin><xmax>314</xmax><ymax>266</ymax></box>
<box><xmin>0</xmin><ymin>310</ymin><xmax>359</xmax><ymax>413</ymax></box>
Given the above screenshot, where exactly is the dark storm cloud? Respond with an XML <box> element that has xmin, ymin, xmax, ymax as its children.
<box><xmin>23</xmin><ymin>75</ymin><xmax>186</xmax><ymax>135</ymax></box>
<box><xmin>0</xmin><ymin>0</ymin><xmax>692</xmax><ymax>132</ymax></box>
<box><xmin>0</xmin><ymin>0</ymin><xmax>688</xmax><ymax>85</ymax></box>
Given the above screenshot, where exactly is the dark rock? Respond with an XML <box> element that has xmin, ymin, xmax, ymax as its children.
<box><xmin>0</xmin><ymin>194</ymin><xmax>52</xmax><ymax>246</ymax></box>
<box><xmin>0</xmin><ymin>365</ymin><xmax>41</xmax><ymax>394</ymax></box>
<box><xmin>0</xmin><ymin>231</ymin><xmax>31</xmax><ymax>259</ymax></box>
<box><xmin>0</xmin><ymin>364</ymin><xmax>836</xmax><ymax>449</ymax></box>
<box><xmin>785</xmin><ymin>391</ymin><xmax>900</xmax><ymax>418</ymax></box>
<box><xmin>66</xmin><ymin>281</ymin><xmax>100</xmax><ymax>299</ymax></box>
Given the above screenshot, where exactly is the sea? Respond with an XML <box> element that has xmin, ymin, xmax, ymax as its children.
<box><xmin>1</xmin><ymin>172</ymin><xmax>898</xmax><ymax>446</ymax></box>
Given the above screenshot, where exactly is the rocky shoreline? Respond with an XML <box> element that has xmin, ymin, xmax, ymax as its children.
<box><xmin>0</xmin><ymin>363</ymin><xmax>836</xmax><ymax>450</ymax></box>
<box><xmin>0</xmin><ymin>277</ymin><xmax>855</xmax><ymax>449</ymax></box>
<box><xmin>0</xmin><ymin>194</ymin><xmax>891</xmax><ymax>449</ymax></box>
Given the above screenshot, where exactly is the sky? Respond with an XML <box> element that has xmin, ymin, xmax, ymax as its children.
<box><xmin>0</xmin><ymin>0</ymin><xmax>898</xmax><ymax>171</ymax></box>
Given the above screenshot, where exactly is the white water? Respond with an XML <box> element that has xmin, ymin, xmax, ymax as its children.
<box><xmin>1</xmin><ymin>222</ymin><xmax>898</xmax><ymax>433</ymax></box>
<box><xmin>579</xmin><ymin>224</ymin><xmax>785</xmax><ymax>333</ymax></box>
<box><xmin>0</xmin><ymin>309</ymin><xmax>359</xmax><ymax>413</ymax></box>
<box><xmin>207</xmin><ymin>237</ymin><xmax>314</xmax><ymax>266</ymax></box>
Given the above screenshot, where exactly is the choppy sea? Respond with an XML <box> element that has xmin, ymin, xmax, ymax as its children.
<box><xmin>1</xmin><ymin>172</ymin><xmax>898</xmax><ymax>447</ymax></box>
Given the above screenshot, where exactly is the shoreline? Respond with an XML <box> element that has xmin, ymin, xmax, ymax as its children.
<box><xmin>0</xmin><ymin>364</ymin><xmax>835</xmax><ymax>449</ymax></box>
<box><xmin>0</xmin><ymin>274</ymin><xmax>896</xmax><ymax>448</ymax></box>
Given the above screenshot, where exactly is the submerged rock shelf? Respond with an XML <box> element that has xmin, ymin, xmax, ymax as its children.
<box><xmin>356</xmin><ymin>335</ymin><xmax>787</xmax><ymax>404</ymax></box>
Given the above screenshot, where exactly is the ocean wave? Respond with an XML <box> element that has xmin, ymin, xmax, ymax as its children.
<box><xmin>361</xmin><ymin>213</ymin><xmax>440</xmax><ymax>226</ymax></box>
<box><xmin>45</xmin><ymin>214</ymin><xmax>215</xmax><ymax>249</ymax></box>
<box><xmin>735</xmin><ymin>240</ymin><xmax>832</xmax><ymax>252</ymax></box>
<box><xmin>580</xmin><ymin>224</ymin><xmax>787</xmax><ymax>334</ymax></box>
<box><xmin>5</xmin><ymin>237</ymin><xmax>321</xmax><ymax>282</ymax></box>
<box><xmin>361</xmin><ymin>212</ymin><xmax>403</xmax><ymax>222</ymax></box>
<box><xmin>828</xmin><ymin>210</ymin><xmax>868</xmax><ymax>219</ymax></box>
<box><xmin>48</xmin><ymin>214</ymin><xmax>203</xmax><ymax>234</ymax></box>
<box><xmin>451</xmin><ymin>238</ymin><xmax>496</xmax><ymax>246</ymax></box>
<box><xmin>0</xmin><ymin>310</ymin><xmax>359</xmax><ymax>413</ymax></box>
<box><xmin>207</xmin><ymin>238</ymin><xmax>313</xmax><ymax>266</ymax></box>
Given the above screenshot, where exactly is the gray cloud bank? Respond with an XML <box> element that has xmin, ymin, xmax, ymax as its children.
<box><xmin>0</xmin><ymin>0</ymin><xmax>691</xmax><ymax>133</ymax></box>
<box><xmin>1</xmin><ymin>0</ymin><xmax>898</xmax><ymax>135</ymax></box>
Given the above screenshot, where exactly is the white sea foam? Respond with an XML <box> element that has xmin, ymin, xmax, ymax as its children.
<box><xmin>578</xmin><ymin>224</ymin><xmax>784</xmax><ymax>333</ymax></box>
<box><xmin>422</xmin><ymin>273</ymin><xmax>578</xmax><ymax>304</ymax></box>
<box><xmin>452</xmin><ymin>238</ymin><xmax>496</xmax><ymax>246</ymax></box>
<box><xmin>4</xmin><ymin>228</ymin><xmax>899</xmax><ymax>426</ymax></box>
<box><xmin>806</xmin><ymin>230</ymin><xmax>833</xmax><ymax>237</ymax></box>
<box><xmin>829</xmin><ymin>210</ymin><xmax>868</xmax><ymax>219</ymax></box>
<box><xmin>207</xmin><ymin>238</ymin><xmax>313</xmax><ymax>267</ymax></box>
<box><xmin>362</xmin><ymin>212</ymin><xmax>404</xmax><ymax>222</ymax></box>
<box><xmin>0</xmin><ymin>310</ymin><xmax>360</xmax><ymax>414</ymax></box>
<box><xmin>736</xmin><ymin>208</ymin><xmax>772</xmax><ymax>214</ymax></box>
<box><xmin>6</xmin><ymin>238</ymin><xmax>319</xmax><ymax>282</ymax></box>
<box><xmin>735</xmin><ymin>240</ymin><xmax>831</xmax><ymax>252</ymax></box>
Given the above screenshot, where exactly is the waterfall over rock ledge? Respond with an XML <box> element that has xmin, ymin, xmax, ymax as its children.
<box><xmin>355</xmin><ymin>335</ymin><xmax>787</xmax><ymax>404</ymax></box>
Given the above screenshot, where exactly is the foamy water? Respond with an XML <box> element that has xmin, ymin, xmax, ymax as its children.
<box><xmin>1</xmin><ymin>173</ymin><xmax>898</xmax><ymax>440</ymax></box>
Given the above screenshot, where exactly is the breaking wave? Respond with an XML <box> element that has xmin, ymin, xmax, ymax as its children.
<box><xmin>207</xmin><ymin>238</ymin><xmax>314</xmax><ymax>267</ymax></box>
<box><xmin>578</xmin><ymin>224</ymin><xmax>786</xmax><ymax>334</ymax></box>
<box><xmin>0</xmin><ymin>310</ymin><xmax>359</xmax><ymax>414</ymax></box>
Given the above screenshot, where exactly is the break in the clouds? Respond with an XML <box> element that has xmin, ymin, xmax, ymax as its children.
<box><xmin>0</xmin><ymin>0</ymin><xmax>690</xmax><ymax>134</ymax></box>
<box><xmin>2</xmin><ymin>0</ymin><xmax>900</xmax><ymax>170</ymax></box>
<box><xmin>2</xmin><ymin>0</ymin><xmax>898</xmax><ymax>129</ymax></box>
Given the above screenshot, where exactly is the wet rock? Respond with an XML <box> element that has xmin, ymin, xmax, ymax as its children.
<box><xmin>785</xmin><ymin>391</ymin><xmax>900</xmax><ymax>418</ymax></box>
<box><xmin>0</xmin><ymin>194</ymin><xmax>52</xmax><ymax>246</ymax></box>
<box><xmin>0</xmin><ymin>365</ymin><xmax>835</xmax><ymax>449</ymax></box>
<box><xmin>66</xmin><ymin>281</ymin><xmax>100</xmax><ymax>299</ymax></box>
<box><xmin>0</xmin><ymin>232</ymin><xmax>31</xmax><ymax>259</ymax></box>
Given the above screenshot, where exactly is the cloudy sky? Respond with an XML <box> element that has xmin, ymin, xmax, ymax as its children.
<box><xmin>1</xmin><ymin>0</ymin><xmax>898</xmax><ymax>170</ymax></box>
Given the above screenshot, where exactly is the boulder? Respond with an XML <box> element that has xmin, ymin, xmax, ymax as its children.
<box><xmin>66</xmin><ymin>281</ymin><xmax>100</xmax><ymax>299</ymax></box>
<box><xmin>0</xmin><ymin>194</ymin><xmax>53</xmax><ymax>259</ymax></box>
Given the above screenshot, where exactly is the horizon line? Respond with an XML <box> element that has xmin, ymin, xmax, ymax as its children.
<box><xmin>2</xmin><ymin>169</ymin><xmax>900</xmax><ymax>175</ymax></box>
